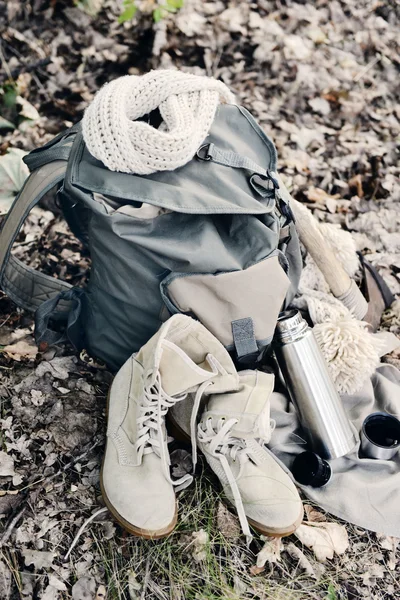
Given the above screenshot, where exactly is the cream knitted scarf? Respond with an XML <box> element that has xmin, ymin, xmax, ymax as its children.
<box><xmin>82</xmin><ymin>70</ymin><xmax>235</xmax><ymax>175</ymax></box>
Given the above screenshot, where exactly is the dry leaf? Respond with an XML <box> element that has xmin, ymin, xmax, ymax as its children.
<box><xmin>16</xmin><ymin>96</ymin><xmax>40</xmax><ymax>122</ymax></box>
<box><xmin>191</xmin><ymin>529</ymin><xmax>208</xmax><ymax>563</ymax></box>
<box><xmin>309</xmin><ymin>97</ymin><xmax>331</xmax><ymax>116</ymax></box>
<box><xmin>22</xmin><ymin>549</ymin><xmax>56</xmax><ymax>570</ymax></box>
<box><xmin>249</xmin><ymin>565</ymin><xmax>265</xmax><ymax>576</ymax></box>
<box><xmin>285</xmin><ymin>542</ymin><xmax>317</xmax><ymax>579</ymax></box>
<box><xmin>95</xmin><ymin>584</ymin><xmax>106</xmax><ymax>599</ymax></box>
<box><xmin>78</xmin><ymin>0</ymin><xmax>105</xmax><ymax>17</ymax></box>
<box><xmin>128</xmin><ymin>571</ymin><xmax>141</xmax><ymax>600</ymax></box>
<box><xmin>348</xmin><ymin>174</ymin><xmax>364</xmax><ymax>198</ymax></box>
<box><xmin>0</xmin><ymin>148</ymin><xmax>29</xmax><ymax>215</ymax></box>
<box><xmin>376</xmin><ymin>534</ymin><xmax>399</xmax><ymax>571</ymax></box>
<box><xmin>2</xmin><ymin>339</ymin><xmax>37</xmax><ymax>362</ymax></box>
<box><xmin>256</xmin><ymin>536</ymin><xmax>282</xmax><ymax>568</ymax></box>
<box><xmin>362</xmin><ymin>563</ymin><xmax>385</xmax><ymax>586</ymax></box>
<box><xmin>48</xmin><ymin>575</ymin><xmax>67</xmax><ymax>591</ymax></box>
<box><xmin>294</xmin><ymin>521</ymin><xmax>349</xmax><ymax>562</ymax></box>
<box><xmin>35</xmin><ymin>356</ymin><xmax>77</xmax><ymax>380</ymax></box>
<box><xmin>0</xmin><ymin>452</ymin><xmax>15</xmax><ymax>477</ymax></box>
<box><xmin>377</xmin><ymin>534</ymin><xmax>399</xmax><ymax>552</ymax></box>
<box><xmin>0</xmin><ymin>560</ymin><xmax>12</xmax><ymax>600</ymax></box>
<box><xmin>41</xmin><ymin>584</ymin><xmax>60</xmax><ymax>600</ymax></box>
<box><xmin>305</xmin><ymin>187</ymin><xmax>340</xmax><ymax>214</ymax></box>
<box><xmin>170</xmin><ymin>448</ymin><xmax>192</xmax><ymax>479</ymax></box>
<box><xmin>72</xmin><ymin>576</ymin><xmax>96</xmax><ymax>600</ymax></box>
<box><xmin>0</xmin><ymin>327</ymin><xmax>32</xmax><ymax>346</ymax></box>
<box><xmin>304</xmin><ymin>505</ymin><xmax>327</xmax><ymax>523</ymax></box>
<box><xmin>216</xmin><ymin>502</ymin><xmax>241</xmax><ymax>540</ymax></box>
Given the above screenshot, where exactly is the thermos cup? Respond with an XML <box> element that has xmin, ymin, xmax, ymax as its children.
<box><xmin>274</xmin><ymin>310</ymin><xmax>358</xmax><ymax>460</ymax></box>
<box><xmin>360</xmin><ymin>412</ymin><xmax>400</xmax><ymax>460</ymax></box>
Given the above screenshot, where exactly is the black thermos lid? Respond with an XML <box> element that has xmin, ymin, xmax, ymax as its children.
<box><xmin>292</xmin><ymin>451</ymin><xmax>332</xmax><ymax>488</ymax></box>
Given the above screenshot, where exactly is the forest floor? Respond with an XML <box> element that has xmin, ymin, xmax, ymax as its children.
<box><xmin>0</xmin><ymin>1</ymin><xmax>399</xmax><ymax>599</ymax></box>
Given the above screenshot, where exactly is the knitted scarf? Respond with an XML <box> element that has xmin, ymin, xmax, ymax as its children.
<box><xmin>82</xmin><ymin>70</ymin><xmax>235</xmax><ymax>175</ymax></box>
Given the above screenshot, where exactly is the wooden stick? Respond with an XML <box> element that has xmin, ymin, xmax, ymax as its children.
<box><xmin>276</xmin><ymin>175</ymin><xmax>368</xmax><ymax>319</ymax></box>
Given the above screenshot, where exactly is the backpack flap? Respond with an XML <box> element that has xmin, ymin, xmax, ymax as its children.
<box><xmin>60</xmin><ymin>104</ymin><xmax>299</xmax><ymax>366</ymax></box>
<box><xmin>64</xmin><ymin>104</ymin><xmax>279</xmax><ymax>217</ymax></box>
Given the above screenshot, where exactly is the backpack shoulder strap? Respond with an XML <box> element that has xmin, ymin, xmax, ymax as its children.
<box><xmin>0</xmin><ymin>160</ymin><xmax>71</xmax><ymax>312</ymax></box>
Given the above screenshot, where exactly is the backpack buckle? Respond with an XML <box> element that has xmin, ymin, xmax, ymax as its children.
<box><xmin>196</xmin><ymin>144</ymin><xmax>212</xmax><ymax>161</ymax></box>
<box><xmin>266</xmin><ymin>170</ymin><xmax>279</xmax><ymax>189</ymax></box>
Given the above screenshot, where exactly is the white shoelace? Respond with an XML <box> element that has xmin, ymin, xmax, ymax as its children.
<box><xmin>135</xmin><ymin>358</ymin><xmax>218</xmax><ymax>489</ymax></box>
<box><xmin>198</xmin><ymin>412</ymin><xmax>276</xmax><ymax>545</ymax></box>
<box><xmin>198</xmin><ymin>416</ymin><xmax>254</xmax><ymax>543</ymax></box>
<box><xmin>136</xmin><ymin>370</ymin><xmax>193</xmax><ymax>488</ymax></box>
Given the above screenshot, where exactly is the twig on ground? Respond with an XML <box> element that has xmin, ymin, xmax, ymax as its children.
<box><xmin>140</xmin><ymin>557</ymin><xmax>152</xmax><ymax>600</ymax></box>
<box><xmin>0</xmin><ymin>41</ymin><xmax>13</xmax><ymax>81</ymax></box>
<box><xmin>0</xmin><ymin>505</ymin><xmax>27</xmax><ymax>548</ymax></box>
<box><xmin>0</xmin><ymin>58</ymin><xmax>52</xmax><ymax>84</ymax></box>
<box><xmin>353</xmin><ymin>55</ymin><xmax>381</xmax><ymax>82</ymax></box>
<box><xmin>63</xmin><ymin>506</ymin><xmax>108</xmax><ymax>561</ymax></box>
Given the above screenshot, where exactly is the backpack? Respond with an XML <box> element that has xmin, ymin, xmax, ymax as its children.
<box><xmin>0</xmin><ymin>103</ymin><xmax>302</xmax><ymax>371</ymax></box>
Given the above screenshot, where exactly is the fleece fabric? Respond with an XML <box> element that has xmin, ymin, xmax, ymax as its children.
<box><xmin>268</xmin><ymin>363</ymin><xmax>400</xmax><ymax>537</ymax></box>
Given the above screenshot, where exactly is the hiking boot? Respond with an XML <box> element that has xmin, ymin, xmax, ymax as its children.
<box><xmin>169</xmin><ymin>370</ymin><xmax>304</xmax><ymax>540</ymax></box>
<box><xmin>101</xmin><ymin>314</ymin><xmax>238</xmax><ymax>538</ymax></box>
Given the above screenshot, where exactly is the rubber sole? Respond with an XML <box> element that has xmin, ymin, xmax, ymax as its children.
<box><xmin>168</xmin><ymin>413</ymin><xmax>304</xmax><ymax>538</ymax></box>
<box><xmin>100</xmin><ymin>388</ymin><xmax>177</xmax><ymax>539</ymax></box>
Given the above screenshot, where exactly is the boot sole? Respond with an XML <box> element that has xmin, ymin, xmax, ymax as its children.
<box><xmin>100</xmin><ymin>388</ymin><xmax>178</xmax><ymax>539</ymax></box>
<box><xmin>168</xmin><ymin>413</ymin><xmax>304</xmax><ymax>538</ymax></box>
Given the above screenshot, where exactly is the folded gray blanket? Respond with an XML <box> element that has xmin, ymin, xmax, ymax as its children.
<box><xmin>269</xmin><ymin>364</ymin><xmax>400</xmax><ymax>537</ymax></box>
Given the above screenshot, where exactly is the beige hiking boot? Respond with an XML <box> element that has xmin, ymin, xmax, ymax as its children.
<box><xmin>169</xmin><ymin>370</ymin><xmax>304</xmax><ymax>541</ymax></box>
<box><xmin>101</xmin><ymin>314</ymin><xmax>238</xmax><ymax>538</ymax></box>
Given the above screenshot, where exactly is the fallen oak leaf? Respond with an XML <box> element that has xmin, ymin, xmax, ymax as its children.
<box><xmin>48</xmin><ymin>576</ymin><xmax>67</xmax><ymax>592</ymax></box>
<box><xmin>2</xmin><ymin>339</ymin><xmax>37</xmax><ymax>361</ymax></box>
<box><xmin>128</xmin><ymin>570</ymin><xmax>141</xmax><ymax>600</ymax></box>
<box><xmin>95</xmin><ymin>584</ymin><xmax>106</xmax><ymax>599</ymax></box>
<box><xmin>0</xmin><ymin>452</ymin><xmax>15</xmax><ymax>477</ymax></box>
<box><xmin>22</xmin><ymin>549</ymin><xmax>56</xmax><ymax>570</ymax></box>
<box><xmin>72</xmin><ymin>576</ymin><xmax>96</xmax><ymax>600</ymax></box>
<box><xmin>305</xmin><ymin>187</ymin><xmax>340</xmax><ymax>213</ymax></box>
<box><xmin>256</xmin><ymin>536</ymin><xmax>282</xmax><ymax>569</ymax></box>
<box><xmin>376</xmin><ymin>534</ymin><xmax>399</xmax><ymax>571</ymax></box>
<box><xmin>304</xmin><ymin>505</ymin><xmax>327</xmax><ymax>523</ymax></box>
<box><xmin>348</xmin><ymin>174</ymin><xmax>364</xmax><ymax>198</ymax></box>
<box><xmin>0</xmin><ymin>148</ymin><xmax>29</xmax><ymax>216</ymax></box>
<box><xmin>294</xmin><ymin>521</ymin><xmax>349</xmax><ymax>562</ymax></box>
<box><xmin>216</xmin><ymin>502</ymin><xmax>241</xmax><ymax>540</ymax></box>
<box><xmin>249</xmin><ymin>564</ymin><xmax>265</xmax><ymax>576</ymax></box>
<box><xmin>285</xmin><ymin>542</ymin><xmax>318</xmax><ymax>579</ymax></box>
<box><xmin>191</xmin><ymin>529</ymin><xmax>208</xmax><ymax>563</ymax></box>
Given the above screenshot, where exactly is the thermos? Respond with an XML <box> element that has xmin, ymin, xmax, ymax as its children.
<box><xmin>274</xmin><ymin>310</ymin><xmax>358</xmax><ymax>460</ymax></box>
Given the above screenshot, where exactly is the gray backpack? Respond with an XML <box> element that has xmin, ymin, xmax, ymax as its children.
<box><xmin>0</xmin><ymin>104</ymin><xmax>302</xmax><ymax>371</ymax></box>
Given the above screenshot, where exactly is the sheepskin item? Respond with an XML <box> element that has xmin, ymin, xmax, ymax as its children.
<box><xmin>296</xmin><ymin>224</ymin><xmax>382</xmax><ymax>395</ymax></box>
<box><xmin>82</xmin><ymin>70</ymin><xmax>235</xmax><ymax>175</ymax></box>
<box><xmin>318</xmin><ymin>223</ymin><xmax>360</xmax><ymax>278</ymax></box>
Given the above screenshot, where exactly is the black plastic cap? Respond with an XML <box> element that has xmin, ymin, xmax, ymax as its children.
<box><xmin>292</xmin><ymin>451</ymin><xmax>332</xmax><ymax>488</ymax></box>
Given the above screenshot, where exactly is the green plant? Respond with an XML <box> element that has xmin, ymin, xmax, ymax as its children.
<box><xmin>118</xmin><ymin>0</ymin><xmax>137</xmax><ymax>23</ymax></box>
<box><xmin>118</xmin><ymin>0</ymin><xmax>184</xmax><ymax>25</ymax></box>
<box><xmin>325</xmin><ymin>582</ymin><xmax>338</xmax><ymax>600</ymax></box>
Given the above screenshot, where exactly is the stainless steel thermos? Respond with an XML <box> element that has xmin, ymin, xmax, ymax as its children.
<box><xmin>274</xmin><ymin>310</ymin><xmax>358</xmax><ymax>460</ymax></box>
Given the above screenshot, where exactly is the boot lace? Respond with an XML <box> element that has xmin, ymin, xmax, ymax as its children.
<box><xmin>136</xmin><ymin>370</ymin><xmax>192</xmax><ymax>488</ymax></box>
<box><xmin>198</xmin><ymin>415</ymin><xmax>274</xmax><ymax>544</ymax></box>
<box><xmin>136</xmin><ymin>361</ymin><xmax>218</xmax><ymax>489</ymax></box>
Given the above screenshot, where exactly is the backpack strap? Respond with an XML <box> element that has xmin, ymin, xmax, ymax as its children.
<box><xmin>0</xmin><ymin>160</ymin><xmax>72</xmax><ymax>313</ymax></box>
